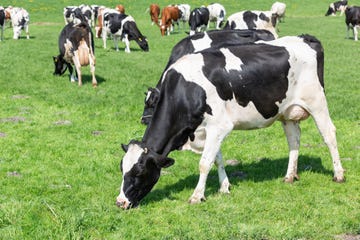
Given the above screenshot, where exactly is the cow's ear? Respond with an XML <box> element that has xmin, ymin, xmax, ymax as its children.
<box><xmin>121</xmin><ymin>143</ymin><xmax>129</xmax><ymax>152</ymax></box>
<box><xmin>155</xmin><ymin>157</ymin><xmax>175</xmax><ymax>169</ymax></box>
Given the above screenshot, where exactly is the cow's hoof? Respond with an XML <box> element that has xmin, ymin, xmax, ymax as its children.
<box><xmin>333</xmin><ymin>176</ymin><xmax>345</xmax><ymax>183</ymax></box>
<box><xmin>283</xmin><ymin>174</ymin><xmax>299</xmax><ymax>183</ymax></box>
<box><xmin>188</xmin><ymin>196</ymin><xmax>206</xmax><ymax>204</ymax></box>
<box><xmin>92</xmin><ymin>84</ymin><xmax>97</xmax><ymax>88</ymax></box>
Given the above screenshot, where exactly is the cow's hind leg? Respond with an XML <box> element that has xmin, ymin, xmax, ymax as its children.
<box><xmin>282</xmin><ymin>120</ymin><xmax>301</xmax><ymax>183</ymax></box>
<box><xmin>310</xmin><ymin>105</ymin><xmax>345</xmax><ymax>182</ymax></box>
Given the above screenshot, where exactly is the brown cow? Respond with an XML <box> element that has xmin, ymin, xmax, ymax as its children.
<box><xmin>159</xmin><ymin>6</ymin><xmax>180</xmax><ymax>36</ymax></box>
<box><xmin>115</xmin><ymin>4</ymin><xmax>125</xmax><ymax>14</ymax></box>
<box><xmin>149</xmin><ymin>4</ymin><xmax>160</xmax><ymax>26</ymax></box>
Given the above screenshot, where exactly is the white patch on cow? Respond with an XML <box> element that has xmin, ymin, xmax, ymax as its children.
<box><xmin>122</xmin><ymin>144</ymin><xmax>144</xmax><ymax>175</ymax></box>
<box><xmin>220</xmin><ymin>48</ymin><xmax>243</xmax><ymax>72</ymax></box>
<box><xmin>191</xmin><ymin>32</ymin><xmax>212</xmax><ymax>52</ymax></box>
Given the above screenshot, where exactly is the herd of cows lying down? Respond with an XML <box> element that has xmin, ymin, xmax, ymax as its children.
<box><xmin>1</xmin><ymin>1</ymin><xmax>350</xmax><ymax>209</ymax></box>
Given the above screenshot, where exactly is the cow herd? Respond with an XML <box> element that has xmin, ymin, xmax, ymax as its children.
<box><xmin>1</xmin><ymin>2</ymin><xmax>351</xmax><ymax>210</ymax></box>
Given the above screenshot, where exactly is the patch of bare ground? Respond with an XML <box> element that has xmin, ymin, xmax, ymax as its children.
<box><xmin>32</xmin><ymin>22</ymin><xmax>61</xmax><ymax>26</ymax></box>
<box><xmin>53</xmin><ymin>120</ymin><xmax>72</xmax><ymax>125</ymax></box>
<box><xmin>335</xmin><ymin>234</ymin><xmax>360</xmax><ymax>240</ymax></box>
<box><xmin>11</xmin><ymin>95</ymin><xmax>30</xmax><ymax>99</ymax></box>
<box><xmin>0</xmin><ymin>116</ymin><xmax>26</xmax><ymax>123</ymax></box>
<box><xmin>0</xmin><ymin>132</ymin><xmax>6</xmax><ymax>137</ymax></box>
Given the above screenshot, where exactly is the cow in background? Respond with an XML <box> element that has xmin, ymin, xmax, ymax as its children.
<box><xmin>95</xmin><ymin>7</ymin><xmax>122</xmax><ymax>38</ymax></box>
<box><xmin>0</xmin><ymin>7</ymin><xmax>5</xmax><ymax>41</ymax></box>
<box><xmin>115</xmin><ymin>4</ymin><xmax>125</xmax><ymax>14</ymax></box>
<box><xmin>188</xmin><ymin>7</ymin><xmax>209</xmax><ymax>35</ymax></box>
<box><xmin>5</xmin><ymin>7</ymin><xmax>30</xmax><ymax>39</ymax></box>
<box><xmin>102</xmin><ymin>12</ymin><xmax>149</xmax><ymax>52</ymax></box>
<box><xmin>271</xmin><ymin>2</ymin><xmax>286</xmax><ymax>23</ymax></box>
<box><xmin>159</xmin><ymin>6</ymin><xmax>181</xmax><ymax>36</ymax></box>
<box><xmin>177</xmin><ymin>4</ymin><xmax>191</xmax><ymax>28</ymax></box>
<box><xmin>325</xmin><ymin>0</ymin><xmax>348</xmax><ymax>16</ymax></box>
<box><xmin>223</xmin><ymin>10</ymin><xmax>278</xmax><ymax>38</ymax></box>
<box><xmin>345</xmin><ymin>6</ymin><xmax>360</xmax><ymax>41</ymax></box>
<box><xmin>207</xmin><ymin>3</ymin><xmax>226</xmax><ymax>29</ymax></box>
<box><xmin>79</xmin><ymin>4</ymin><xmax>94</xmax><ymax>27</ymax></box>
<box><xmin>148</xmin><ymin>4</ymin><xmax>160</xmax><ymax>26</ymax></box>
<box><xmin>53</xmin><ymin>21</ymin><xmax>97</xmax><ymax>87</ymax></box>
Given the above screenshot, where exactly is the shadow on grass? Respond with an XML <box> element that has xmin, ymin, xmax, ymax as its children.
<box><xmin>144</xmin><ymin>155</ymin><xmax>334</xmax><ymax>204</ymax></box>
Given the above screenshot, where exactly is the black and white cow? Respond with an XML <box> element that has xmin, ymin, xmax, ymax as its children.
<box><xmin>6</xmin><ymin>7</ymin><xmax>30</xmax><ymax>39</ymax></box>
<box><xmin>141</xmin><ymin>29</ymin><xmax>276</xmax><ymax>125</ymax></box>
<box><xmin>188</xmin><ymin>7</ymin><xmax>209</xmax><ymax>36</ymax></box>
<box><xmin>207</xmin><ymin>3</ymin><xmax>226</xmax><ymax>29</ymax></box>
<box><xmin>224</xmin><ymin>10</ymin><xmax>278</xmax><ymax>38</ymax></box>
<box><xmin>79</xmin><ymin>4</ymin><xmax>94</xmax><ymax>27</ymax></box>
<box><xmin>345</xmin><ymin>6</ymin><xmax>360</xmax><ymax>41</ymax></box>
<box><xmin>0</xmin><ymin>7</ymin><xmax>5</xmax><ymax>41</ymax></box>
<box><xmin>102</xmin><ymin>12</ymin><xmax>148</xmax><ymax>53</ymax></box>
<box><xmin>325</xmin><ymin>0</ymin><xmax>348</xmax><ymax>16</ymax></box>
<box><xmin>53</xmin><ymin>21</ymin><xmax>97</xmax><ymax>87</ymax></box>
<box><xmin>117</xmin><ymin>34</ymin><xmax>345</xmax><ymax>209</ymax></box>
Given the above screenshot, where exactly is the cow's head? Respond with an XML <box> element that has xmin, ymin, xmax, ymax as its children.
<box><xmin>325</xmin><ymin>4</ymin><xmax>335</xmax><ymax>16</ymax></box>
<box><xmin>116</xmin><ymin>140</ymin><xmax>174</xmax><ymax>209</ymax></box>
<box><xmin>53</xmin><ymin>55</ymin><xmax>67</xmax><ymax>76</ymax></box>
<box><xmin>141</xmin><ymin>87</ymin><xmax>160</xmax><ymax>125</ymax></box>
<box><xmin>136</xmin><ymin>35</ymin><xmax>149</xmax><ymax>51</ymax></box>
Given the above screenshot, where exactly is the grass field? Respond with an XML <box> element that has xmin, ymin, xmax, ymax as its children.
<box><xmin>0</xmin><ymin>0</ymin><xmax>359</xmax><ymax>239</ymax></box>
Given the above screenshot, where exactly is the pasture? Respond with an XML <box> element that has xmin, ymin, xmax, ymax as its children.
<box><xmin>0</xmin><ymin>0</ymin><xmax>359</xmax><ymax>239</ymax></box>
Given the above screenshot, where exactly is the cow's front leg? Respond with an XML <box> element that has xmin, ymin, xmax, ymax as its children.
<box><xmin>189</xmin><ymin>125</ymin><xmax>231</xmax><ymax>204</ymax></box>
<box><xmin>282</xmin><ymin>120</ymin><xmax>301</xmax><ymax>183</ymax></box>
<box><xmin>215</xmin><ymin>151</ymin><xmax>230</xmax><ymax>193</ymax></box>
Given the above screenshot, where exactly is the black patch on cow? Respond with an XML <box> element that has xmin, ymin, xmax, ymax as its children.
<box><xmin>0</xmin><ymin>9</ymin><xmax>5</xmax><ymax>27</ymax></box>
<box><xmin>243</xmin><ymin>11</ymin><xmax>258</xmax><ymax>29</ymax></box>
<box><xmin>259</xmin><ymin>12</ymin><xmax>270</xmax><ymax>22</ymax></box>
<box><xmin>202</xmin><ymin>45</ymin><xmax>290</xmax><ymax>119</ymax></box>
<box><xmin>143</xmin><ymin>69</ymin><xmax>209</xmax><ymax>155</ymax></box>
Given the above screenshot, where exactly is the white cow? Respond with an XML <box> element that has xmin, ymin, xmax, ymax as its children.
<box><xmin>207</xmin><ymin>3</ymin><xmax>226</xmax><ymax>29</ymax></box>
<box><xmin>6</xmin><ymin>7</ymin><xmax>30</xmax><ymax>39</ymax></box>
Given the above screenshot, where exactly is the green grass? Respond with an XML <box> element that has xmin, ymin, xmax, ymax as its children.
<box><xmin>0</xmin><ymin>0</ymin><xmax>359</xmax><ymax>239</ymax></box>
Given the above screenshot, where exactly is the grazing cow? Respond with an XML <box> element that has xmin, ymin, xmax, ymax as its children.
<box><xmin>95</xmin><ymin>7</ymin><xmax>123</xmax><ymax>38</ymax></box>
<box><xmin>271</xmin><ymin>2</ymin><xmax>286</xmax><ymax>23</ymax></box>
<box><xmin>159</xmin><ymin>6</ymin><xmax>181</xmax><ymax>36</ymax></box>
<box><xmin>207</xmin><ymin>3</ymin><xmax>226</xmax><ymax>29</ymax></box>
<box><xmin>345</xmin><ymin>6</ymin><xmax>360</xmax><ymax>41</ymax></box>
<box><xmin>53</xmin><ymin>22</ymin><xmax>97</xmax><ymax>87</ymax></box>
<box><xmin>6</xmin><ymin>7</ymin><xmax>30</xmax><ymax>39</ymax></box>
<box><xmin>177</xmin><ymin>4</ymin><xmax>191</xmax><ymax>28</ymax></box>
<box><xmin>188</xmin><ymin>7</ymin><xmax>209</xmax><ymax>35</ymax></box>
<box><xmin>115</xmin><ymin>4</ymin><xmax>125</xmax><ymax>14</ymax></box>
<box><xmin>102</xmin><ymin>12</ymin><xmax>149</xmax><ymax>52</ymax></box>
<box><xmin>0</xmin><ymin>7</ymin><xmax>5</xmax><ymax>41</ymax></box>
<box><xmin>141</xmin><ymin>29</ymin><xmax>276</xmax><ymax>126</ymax></box>
<box><xmin>325</xmin><ymin>0</ymin><xmax>348</xmax><ymax>16</ymax></box>
<box><xmin>223</xmin><ymin>10</ymin><xmax>279</xmax><ymax>38</ymax></box>
<box><xmin>117</xmin><ymin>34</ymin><xmax>345</xmax><ymax>209</ymax></box>
<box><xmin>149</xmin><ymin>4</ymin><xmax>160</xmax><ymax>26</ymax></box>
